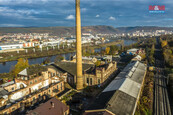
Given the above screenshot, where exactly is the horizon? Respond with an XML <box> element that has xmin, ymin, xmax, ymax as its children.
<box><xmin>0</xmin><ymin>25</ymin><xmax>173</xmax><ymax>28</ymax></box>
<box><xmin>0</xmin><ymin>0</ymin><xmax>173</xmax><ymax>27</ymax></box>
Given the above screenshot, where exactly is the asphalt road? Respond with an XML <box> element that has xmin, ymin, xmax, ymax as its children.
<box><xmin>153</xmin><ymin>39</ymin><xmax>171</xmax><ymax>115</ymax></box>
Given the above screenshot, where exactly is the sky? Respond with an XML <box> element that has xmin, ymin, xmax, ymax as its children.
<box><xmin>0</xmin><ymin>0</ymin><xmax>173</xmax><ymax>27</ymax></box>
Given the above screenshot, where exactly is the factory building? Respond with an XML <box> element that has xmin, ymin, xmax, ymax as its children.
<box><xmin>84</xmin><ymin>61</ymin><xmax>147</xmax><ymax>115</ymax></box>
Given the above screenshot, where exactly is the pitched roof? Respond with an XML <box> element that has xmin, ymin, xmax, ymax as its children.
<box><xmin>27</xmin><ymin>98</ymin><xmax>69</xmax><ymax>115</ymax></box>
<box><xmin>86</xmin><ymin>61</ymin><xmax>146</xmax><ymax>115</ymax></box>
<box><xmin>0</xmin><ymin>88</ymin><xmax>9</xmax><ymax>98</ymax></box>
<box><xmin>18</xmin><ymin>69</ymin><xmax>27</xmax><ymax>76</ymax></box>
<box><xmin>18</xmin><ymin>65</ymin><xmax>48</xmax><ymax>76</ymax></box>
<box><xmin>54</xmin><ymin>62</ymin><xmax>94</xmax><ymax>76</ymax></box>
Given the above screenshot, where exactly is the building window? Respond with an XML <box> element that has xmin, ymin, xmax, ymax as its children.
<box><xmin>35</xmin><ymin>80</ymin><xmax>37</xmax><ymax>83</ymax></box>
<box><xmin>90</xmin><ymin>78</ymin><xmax>92</xmax><ymax>85</ymax></box>
<box><xmin>65</xmin><ymin>112</ymin><xmax>67</xmax><ymax>115</ymax></box>
<box><xmin>11</xmin><ymin>87</ymin><xmax>14</xmax><ymax>91</ymax></box>
<box><xmin>30</xmin><ymin>81</ymin><xmax>32</xmax><ymax>85</ymax></box>
<box><xmin>12</xmin><ymin>107</ymin><xmax>15</xmax><ymax>111</ymax></box>
<box><xmin>87</xmin><ymin>78</ymin><xmax>89</xmax><ymax>85</ymax></box>
<box><xmin>49</xmin><ymin>89</ymin><xmax>50</xmax><ymax>93</ymax></box>
<box><xmin>40</xmin><ymin>78</ymin><xmax>42</xmax><ymax>81</ymax></box>
<box><xmin>61</xmin><ymin>83</ymin><xmax>62</xmax><ymax>90</ymax></box>
<box><xmin>57</xmin><ymin>85</ymin><xmax>59</xmax><ymax>89</ymax></box>
<box><xmin>57</xmin><ymin>73</ymin><xmax>60</xmax><ymax>77</ymax></box>
<box><xmin>98</xmin><ymin>79</ymin><xmax>100</xmax><ymax>84</ymax></box>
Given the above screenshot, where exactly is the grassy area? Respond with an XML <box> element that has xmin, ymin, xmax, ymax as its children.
<box><xmin>135</xmin><ymin>71</ymin><xmax>154</xmax><ymax>115</ymax></box>
<box><xmin>60</xmin><ymin>90</ymin><xmax>77</xmax><ymax>102</ymax></box>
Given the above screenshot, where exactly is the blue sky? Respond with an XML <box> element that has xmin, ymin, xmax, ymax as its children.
<box><xmin>0</xmin><ymin>0</ymin><xmax>172</xmax><ymax>27</ymax></box>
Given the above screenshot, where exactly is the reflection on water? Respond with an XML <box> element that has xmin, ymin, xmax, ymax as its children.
<box><xmin>0</xmin><ymin>52</ymin><xmax>76</xmax><ymax>73</ymax></box>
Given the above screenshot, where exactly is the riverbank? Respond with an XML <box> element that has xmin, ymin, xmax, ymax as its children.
<box><xmin>0</xmin><ymin>40</ymin><xmax>124</xmax><ymax>63</ymax></box>
<box><xmin>0</xmin><ymin>48</ymin><xmax>76</xmax><ymax>63</ymax></box>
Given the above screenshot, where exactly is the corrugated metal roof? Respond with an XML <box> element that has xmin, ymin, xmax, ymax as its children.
<box><xmin>86</xmin><ymin>61</ymin><xmax>146</xmax><ymax>115</ymax></box>
<box><xmin>119</xmin><ymin>78</ymin><xmax>141</xmax><ymax>98</ymax></box>
<box><xmin>103</xmin><ymin>78</ymin><xmax>141</xmax><ymax>98</ymax></box>
<box><xmin>103</xmin><ymin>78</ymin><xmax>125</xmax><ymax>92</ymax></box>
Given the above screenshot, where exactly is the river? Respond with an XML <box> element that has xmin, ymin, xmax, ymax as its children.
<box><xmin>0</xmin><ymin>40</ymin><xmax>137</xmax><ymax>73</ymax></box>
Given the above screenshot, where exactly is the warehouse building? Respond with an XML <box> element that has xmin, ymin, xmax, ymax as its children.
<box><xmin>84</xmin><ymin>61</ymin><xmax>147</xmax><ymax>115</ymax></box>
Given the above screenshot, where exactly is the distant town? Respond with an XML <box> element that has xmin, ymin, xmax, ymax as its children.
<box><xmin>0</xmin><ymin>29</ymin><xmax>172</xmax><ymax>52</ymax></box>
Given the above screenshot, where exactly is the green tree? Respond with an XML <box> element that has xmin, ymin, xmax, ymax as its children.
<box><xmin>54</xmin><ymin>55</ymin><xmax>64</xmax><ymax>63</ymax></box>
<box><xmin>95</xmin><ymin>60</ymin><xmax>101</xmax><ymax>67</ymax></box>
<box><xmin>13</xmin><ymin>58</ymin><xmax>29</xmax><ymax>77</ymax></box>
<box><xmin>43</xmin><ymin>57</ymin><xmax>51</xmax><ymax>64</ymax></box>
<box><xmin>110</xmin><ymin>45</ymin><xmax>119</xmax><ymax>55</ymax></box>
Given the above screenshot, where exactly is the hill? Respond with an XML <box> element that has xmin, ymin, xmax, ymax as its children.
<box><xmin>0</xmin><ymin>26</ymin><xmax>173</xmax><ymax>36</ymax></box>
<box><xmin>0</xmin><ymin>26</ymin><xmax>119</xmax><ymax>36</ymax></box>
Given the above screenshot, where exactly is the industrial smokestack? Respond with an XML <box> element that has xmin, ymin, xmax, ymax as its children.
<box><xmin>76</xmin><ymin>0</ymin><xmax>83</xmax><ymax>90</ymax></box>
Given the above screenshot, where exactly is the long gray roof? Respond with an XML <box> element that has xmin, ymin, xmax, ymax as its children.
<box><xmin>0</xmin><ymin>88</ymin><xmax>9</xmax><ymax>98</ymax></box>
<box><xmin>86</xmin><ymin>61</ymin><xmax>146</xmax><ymax>115</ymax></box>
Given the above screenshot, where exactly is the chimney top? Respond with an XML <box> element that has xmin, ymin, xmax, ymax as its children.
<box><xmin>50</xmin><ymin>102</ymin><xmax>54</xmax><ymax>108</ymax></box>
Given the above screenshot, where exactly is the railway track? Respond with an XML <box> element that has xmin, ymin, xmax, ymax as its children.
<box><xmin>154</xmin><ymin>63</ymin><xmax>171</xmax><ymax>115</ymax></box>
<box><xmin>153</xmin><ymin>38</ymin><xmax>171</xmax><ymax>115</ymax></box>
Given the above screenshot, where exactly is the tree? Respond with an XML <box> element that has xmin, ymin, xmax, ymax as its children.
<box><xmin>54</xmin><ymin>55</ymin><xmax>64</xmax><ymax>63</ymax></box>
<box><xmin>95</xmin><ymin>60</ymin><xmax>101</xmax><ymax>66</ymax></box>
<box><xmin>161</xmin><ymin>40</ymin><xmax>168</xmax><ymax>48</ymax></box>
<box><xmin>12</xmin><ymin>58</ymin><xmax>29</xmax><ymax>77</ymax></box>
<box><xmin>43</xmin><ymin>57</ymin><xmax>51</xmax><ymax>64</ymax></box>
<box><xmin>105</xmin><ymin>47</ymin><xmax>110</xmax><ymax>54</ymax></box>
<box><xmin>110</xmin><ymin>45</ymin><xmax>119</xmax><ymax>55</ymax></box>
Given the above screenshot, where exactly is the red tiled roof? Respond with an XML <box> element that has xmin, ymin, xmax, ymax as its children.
<box><xmin>27</xmin><ymin>98</ymin><xmax>69</xmax><ymax>115</ymax></box>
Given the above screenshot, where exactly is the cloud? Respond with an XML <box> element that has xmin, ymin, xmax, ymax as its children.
<box><xmin>0</xmin><ymin>0</ymin><xmax>74</xmax><ymax>5</ymax></box>
<box><xmin>81</xmin><ymin>8</ymin><xmax>87</xmax><ymax>12</ymax></box>
<box><xmin>163</xmin><ymin>18</ymin><xmax>173</xmax><ymax>21</ymax></box>
<box><xmin>0</xmin><ymin>24</ymin><xmax>24</xmax><ymax>27</ymax></box>
<box><xmin>0</xmin><ymin>7</ymin><xmax>41</xmax><ymax>20</ymax></box>
<box><xmin>109</xmin><ymin>16</ymin><xmax>116</xmax><ymax>20</ymax></box>
<box><xmin>96</xmin><ymin>15</ymin><xmax>100</xmax><ymax>18</ymax></box>
<box><xmin>66</xmin><ymin>15</ymin><xmax>75</xmax><ymax>20</ymax></box>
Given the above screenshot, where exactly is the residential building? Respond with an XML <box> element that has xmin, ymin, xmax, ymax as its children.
<box><xmin>0</xmin><ymin>65</ymin><xmax>65</xmax><ymax>114</ymax></box>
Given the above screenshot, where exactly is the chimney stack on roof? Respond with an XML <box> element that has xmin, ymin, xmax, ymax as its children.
<box><xmin>50</xmin><ymin>102</ymin><xmax>54</xmax><ymax>108</ymax></box>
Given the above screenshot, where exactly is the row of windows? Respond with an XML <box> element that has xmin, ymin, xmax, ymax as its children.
<box><xmin>30</xmin><ymin>78</ymin><xmax>42</xmax><ymax>85</ymax></box>
<box><xmin>49</xmin><ymin>72</ymin><xmax>61</xmax><ymax>77</ymax></box>
<box><xmin>86</xmin><ymin>78</ymin><xmax>101</xmax><ymax>85</ymax></box>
